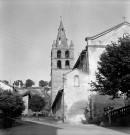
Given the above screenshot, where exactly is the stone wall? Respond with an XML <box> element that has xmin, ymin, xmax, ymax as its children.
<box><xmin>51</xmin><ymin>69</ymin><xmax>72</xmax><ymax>103</ymax></box>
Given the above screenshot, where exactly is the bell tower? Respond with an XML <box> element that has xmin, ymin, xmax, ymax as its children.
<box><xmin>51</xmin><ymin>20</ymin><xmax>74</xmax><ymax>103</ymax></box>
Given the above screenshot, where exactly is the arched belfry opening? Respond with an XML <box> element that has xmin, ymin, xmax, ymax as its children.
<box><xmin>57</xmin><ymin>50</ymin><xmax>61</xmax><ymax>58</ymax></box>
<box><xmin>65</xmin><ymin>60</ymin><xmax>70</xmax><ymax>69</ymax></box>
<box><xmin>65</xmin><ymin>50</ymin><xmax>69</xmax><ymax>58</ymax></box>
<box><xmin>57</xmin><ymin>60</ymin><xmax>62</xmax><ymax>69</ymax></box>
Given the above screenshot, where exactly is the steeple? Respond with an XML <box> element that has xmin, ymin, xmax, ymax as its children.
<box><xmin>56</xmin><ymin>20</ymin><xmax>68</xmax><ymax>47</ymax></box>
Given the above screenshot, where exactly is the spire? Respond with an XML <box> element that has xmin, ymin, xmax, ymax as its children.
<box><xmin>56</xmin><ymin>19</ymin><xmax>68</xmax><ymax>47</ymax></box>
<box><xmin>59</xmin><ymin>20</ymin><xmax>64</xmax><ymax>30</ymax></box>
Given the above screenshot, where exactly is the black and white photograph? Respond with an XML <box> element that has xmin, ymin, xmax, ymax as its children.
<box><xmin>0</xmin><ymin>0</ymin><xmax>130</xmax><ymax>134</ymax></box>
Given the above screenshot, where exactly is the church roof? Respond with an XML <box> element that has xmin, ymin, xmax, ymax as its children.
<box><xmin>85</xmin><ymin>21</ymin><xmax>130</xmax><ymax>41</ymax></box>
<box><xmin>73</xmin><ymin>48</ymin><xmax>87</xmax><ymax>69</ymax></box>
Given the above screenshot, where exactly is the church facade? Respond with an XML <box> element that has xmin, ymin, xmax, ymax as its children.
<box><xmin>51</xmin><ymin>21</ymin><xmax>130</xmax><ymax>123</ymax></box>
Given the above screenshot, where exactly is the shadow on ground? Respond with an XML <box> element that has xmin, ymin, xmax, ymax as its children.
<box><xmin>105</xmin><ymin>126</ymin><xmax>130</xmax><ymax>134</ymax></box>
<box><xmin>0</xmin><ymin>120</ymin><xmax>62</xmax><ymax>135</ymax></box>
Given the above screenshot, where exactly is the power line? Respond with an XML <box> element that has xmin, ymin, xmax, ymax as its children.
<box><xmin>0</xmin><ymin>28</ymin><xmax>51</xmax><ymax>51</ymax></box>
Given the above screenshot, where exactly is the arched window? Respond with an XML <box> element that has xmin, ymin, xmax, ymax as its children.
<box><xmin>65</xmin><ymin>50</ymin><xmax>69</xmax><ymax>58</ymax></box>
<box><xmin>57</xmin><ymin>60</ymin><xmax>61</xmax><ymax>69</ymax></box>
<box><xmin>57</xmin><ymin>50</ymin><xmax>61</xmax><ymax>58</ymax></box>
<box><xmin>65</xmin><ymin>60</ymin><xmax>70</xmax><ymax>69</ymax></box>
<box><xmin>74</xmin><ymin>75</ymin><xmax>80</xmax><ymax>87</ymax></box>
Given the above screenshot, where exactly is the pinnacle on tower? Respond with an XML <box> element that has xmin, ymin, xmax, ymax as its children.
<box><xmin>69</xmin><ymin>40</ymin><xmax>74</xmax><ymax>49</ymax></box>
<box><xmin>56</xmin><ymin>20</ymin><xmax>68</xmax><ymax>47</ymax></box>
<box><xmin>52</xmin><ymin>40</ymin><xmax>56</xmax><ymax>48</ymax></box>
<box><xmin>70</xmin><ymin>40</ymin><xmax>74</xmax><ymax>46</ymax></box>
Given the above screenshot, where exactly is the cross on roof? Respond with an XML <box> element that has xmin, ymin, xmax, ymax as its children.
<box><xmin>60</xmin><ymin>16</ymin><xmax>62</xmax><ymax>21</ymax></box>
<box><xmin>123</xmin><ymin>16</ymin><xmax>126</xmax><ymax>22</ymax></box>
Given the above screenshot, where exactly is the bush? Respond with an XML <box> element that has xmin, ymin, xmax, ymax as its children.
<box><xmin>0</xmin><ymin>89</ymin><xmax>25</xmax><ymax>128</ymax></box>
<box><xmin>90</xmin><ymin>93</ymin><xmax>125</xmax><ymax>117</ymax></box>
<box><xmin>84</xmin><ymin>93</ymin><xmax>125</xmax><ymax>124</ymax></box>
<box><xmin>29</xmin><ymin>95</ymin><xmax>46</xmax><ymax>113</ymax></box>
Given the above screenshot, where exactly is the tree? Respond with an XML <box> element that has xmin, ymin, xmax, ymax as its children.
<box><xmin>39</xmin><ymin>80</ymin><xmax>48</xmax><ymax>87</ymax></box>
<box><xmin>13</xmin><ymin>80</ymin><xmax>24</xmax><ymax>87</ymax></box>
<box><xmin>25</xmin><ymin>79</ymin><xmax>35</xmax><ymax>87</ymax></box>
<box><xmin>0</xmin><ymin>89</ymin><xmax>25</xmax><ymax>117</ymax></box>
<box><xmin>3</xmin><ymin>80</ymin><xmax>9</xmax><ymax>84</ymax></box>
<box><xmin>0</xmin><ymin>89</ymin><xmax>25</xmax><ymax>128</ymax></box>
<box><xmin>29</xmin><ymin>95</ymin><xmax>45</xmax><ymax>112</ymax></box>
<box><xmin>92</xmin><ymin>36</ymin><xmax>130</xmax><ymax>98</ymax></box>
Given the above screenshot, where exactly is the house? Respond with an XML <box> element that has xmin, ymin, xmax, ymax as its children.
<box><xmin>0</xmin><ymin>80</ymin><xmax>16</xmax><ymax>92</ymax></box>
<box><xmin>51</xmin><ymin>21</ymin><xmax>130</xmax><ymax>123</ymax></box>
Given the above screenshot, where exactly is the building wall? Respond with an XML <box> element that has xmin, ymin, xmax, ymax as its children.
<box><xmin>22</xmin><ymin>95</ymin><xmax>29</xmax><ymax>115</ymax></box>
<box><xmin>64</xmin><ymin>69</ymin><xmax>92</xmax><ymax>123</ymax></box>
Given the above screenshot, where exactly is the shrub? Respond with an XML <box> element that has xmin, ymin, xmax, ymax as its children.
<box><xmin>84</xmin><ymin>93</ymin><xmax>125</xmax><ymax>125</ymax></box>
<box><xmin>29</xmin><ymin>95</ymin><xmax>46</xmax><ymax>112</ymax></box>
<box><xmin>0</xmin><ymin>89</ymin><xmax>25</xmax><ymax>128</ymax></box>
<box><xmin>0</xmin><ymin>90</ymin><xmax>25</xmax><ymax>118</ymax></box>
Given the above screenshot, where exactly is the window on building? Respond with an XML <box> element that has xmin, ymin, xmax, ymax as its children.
<box><xmin>65</xmin><ymin>60</ymin><xmax>70</xmax><ymax>69</ymax></box>
<box><xmin>57</xmin><ymin>50</ymin><xmax>61</xmax><ymax>58</ymax></box>
<box><xmin>65</xmin><ymin>50</ymin><xmax>69</xmax><ymax>58</ymax></box>
<box><xmin>57</xmin><ymin>60</ymin><xmax>61</xmax><ymax>69</ymax></box>
<box><xmin>74</xmin><ymin>75</ymin><xmax>80</xmax><ymax>87</ymax></box>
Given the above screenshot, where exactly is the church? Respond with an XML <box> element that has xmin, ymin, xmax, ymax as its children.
<box><xmin>51</xmin><ymin>20</ymin><xmax>130</xmax><ymax>123</ymax></box>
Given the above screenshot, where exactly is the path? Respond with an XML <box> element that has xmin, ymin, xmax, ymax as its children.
<box><xmin>0</xmin><ymin>119</ymin><xmax>129</xmax><ymax>135</ymax></box>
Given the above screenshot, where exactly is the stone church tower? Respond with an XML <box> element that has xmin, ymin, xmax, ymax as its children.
<box><xmin>51</xmin><ymin>20</ymin><xmax>74</xmax><ymax>103</ymax></box>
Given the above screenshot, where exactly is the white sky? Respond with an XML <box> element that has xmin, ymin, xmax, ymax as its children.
<box><xmin>0</xmin><ymin>0</ymin><xmax>130</xmax><ymax>85</ymax></box>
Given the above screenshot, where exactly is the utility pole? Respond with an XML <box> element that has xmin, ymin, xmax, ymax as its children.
<box><xmin>62</xmin><ymin>75</ymin><xmax>65</xmax><ymax>123</ymax></box>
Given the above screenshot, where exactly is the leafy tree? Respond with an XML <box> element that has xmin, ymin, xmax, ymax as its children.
<box><xmin>29</xmin><ymin>95</ymin><xmax>45</xmax><ymax>112</ymax></box>
<box><xmin>39</xmin><ymin>80</ymin><xmax>48</xmax><ymax>87</ymax></box>
<box><xmin>92</xmin><ymin>36</ymin><xmax>130</xmax><ymax>98</ymax></box>
<box><xmin>0</xmin><ymin>89</ymin><xmax>25</xmax><ymax>118</ymax></box>
<box><xmin>13</xmin><ymin>80</ymin><xmax>24</xmax><ymax>87</ymax></box>
<box><xmin>25</xmin><ymin>79</ymin><xmax>35</xmax><ymax>87</ymax></box>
